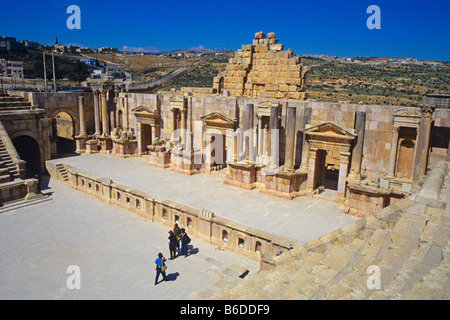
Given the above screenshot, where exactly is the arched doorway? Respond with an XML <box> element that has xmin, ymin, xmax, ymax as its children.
<box><xmin>396</xmin><ymin>137</ymin><xmax>415</xmax><ymax>179</ymax></box>
<box><xmin>12</xmin><ymin>135</ymin><xmax>41</xmax><ymax>178</ymax></box>
<box><xmin>51</xmin><ymin>111</ymin><xmax>76</xmax><ymax>154</ymax></box>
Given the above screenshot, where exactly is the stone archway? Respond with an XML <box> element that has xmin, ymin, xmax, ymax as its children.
<box><xmin>48</xmin><ymin>108</ymin><xmax>80</xmax><ymax>136</ymax></box>
<box><xmin>11</xmin><ymin>134</ymin><xmax>42</xmax><ymax>178</ymax></box>
<box><xmin>49</xmin><ymin>110</ymin><xmax>77</xmax><ymax>155</ymax></box>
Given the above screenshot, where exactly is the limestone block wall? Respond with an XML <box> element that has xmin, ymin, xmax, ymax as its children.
<box><xmin>120</xmin><ymin>91</ymin><xmax>450</xmax><ymax>182</ymax></box>
<box><xmin>28</xmin><ymin>91</ymin><xmax>96</xmax><ymax>136</ymax></box>
<box><xmin>213</xmin><ymin>32</ymin><xmax>308</xmax><ymax>100</ymax></box>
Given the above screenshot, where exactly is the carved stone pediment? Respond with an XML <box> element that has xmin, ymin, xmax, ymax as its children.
<box><xmin>304</xmin><ymin>121</ymin><xmax>356</xmax><ymax>139</ymax></box>
<box><xmin>132</xmin><ymin>105</ymin><xmax>159</xmax><ymax>118</ymax></box>
<box><xmin>393</xmin><ymin>107</ymin><xmax>421</xmax><ymax>118</ymax></box>
<box><xmin>201</xmin><ymin>112</ymin><xmax>238</xmax><ymax>129</ymax></box>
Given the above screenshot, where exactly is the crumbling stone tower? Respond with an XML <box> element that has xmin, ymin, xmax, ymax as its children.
<box><xmin>213</xmin><ymin>31</ymin><xmax>308</xmax><ymax>100</ymax></box>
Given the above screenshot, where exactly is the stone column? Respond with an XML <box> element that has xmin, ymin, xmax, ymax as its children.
<box><xmin>93</xmin><ymin>90</ymin><xmax>101</xmax><ymax>135</ymax></box>
<box><xmin>387</xmin><ymin>125</ymin><xmax>400</xmax><ymax>177</ymax></box>
<box><xmin>257</xmin><ymin>116</ymin><xmax>263</xmax><ymax>157</ymax></box>
<box><xmin>269</xmin><ymin>105</ymin><xmax>279</xmax><ymax>168</ymax></box>
<box><xmin>300</xmin><ymin>106</ymin><xmax>312</xmax><ymax>170</ymax></box>
<box><xmin>244</xmin><ymin>104</ymin><xmax>254</xmax><ymax>163</ymax></box>
<box><xmin>181</xmin><ymin>108</ymin><xmax>187</xmax><ymax>144</ymax></box>
<box><xmin>122</xmin><ymin>100</ymin><xmax>128</xmax><ymax>131</ymax></box>
<box><xmin>284</xmin><ymin>106</ymin><xmax>296</xmax><ymax>172</ymax></box>
<box><xmin>75</xmin><ymin>96</ymin><xmax>88</xmax><ymax>153</ymax></box>
<box><xmin>349</xmin><ymin>111</ymin><xmax>366</xmax><ymax>177</ymax></box>
<box><xmin>124</xmin><ymin>94</ymin><xmax>130</xmax><ymax>130</ymax></box>
<box><xmin>337</xmin><ymin>152</ymin><xmax>351</xmax><ymax>197</ymax></box>
<box><xmin>101</xmin><ymin>90</ymin><xmax>109</xmax><ymax>136</ymax></box>
<box><xmin>110</xmin><ymin>110</ymin><xmax>115</xmax><ymax>133</ymax></box>
<box><xmin>78</xmin><ymin>96</ymin><xmax>86</xmax><ymax>136</ymax></box>
<box><xmin>413</xmin><ymin>105</ymin><xmax>435</xmax><ymax>182</ymax></box>
<box><xmin>136</xmin><ymin>122</ymin><xmax>143</xmax><ymax>154</ymax></box>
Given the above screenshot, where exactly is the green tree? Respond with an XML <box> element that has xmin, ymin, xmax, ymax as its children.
<box><xmin>68</xmin><ymin>61</ymin><xmax>91</xmax><ymax>85</ymax></box>
<box><xmin>33</xmin><ymin>58</ymin><xmax>64</xmax><ymax>80</ymax></box>
<box><xmin>33</xmin><ymin>60</ymin><xmax>53</xmax><ymax>80</ymax></box>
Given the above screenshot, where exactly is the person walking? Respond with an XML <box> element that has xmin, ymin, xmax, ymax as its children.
<box><xmin>180</xmin><ymin>228</ymin><xmax>191</xmax><ymax>257</ymax></box>
<box><xmin>154</xmin><ymin>252</ymin><xmax>168</xmax><ymax>285</ymax></box>
<box><xmin>173</xmin><ymin>223</ymin><xmax>181</xmax><ymax>254</ymax></box>
<box><xmin>168</xmin><ymin>230</ymin><xmax>178</xmax><ymax>260</ymax></box>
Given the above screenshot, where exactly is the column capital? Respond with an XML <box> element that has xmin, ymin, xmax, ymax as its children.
<box><xmin>339</xmin><ymin>152</ymin><xmax>351</xmax><ymax>164</ymax></box>
<box><xmin>420</xmin><ymin>105</ymin><xmax>436</xmax><ymax>118</ymax></box>
<box><xmin>393</xmin><ymin>125</ymin><xmax>400</xmax><ymax>132</ymax></box>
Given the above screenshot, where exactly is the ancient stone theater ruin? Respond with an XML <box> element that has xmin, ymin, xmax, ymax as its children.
<box><xmin>1</xmin><ymin>32</ymin><xmax>449</xmax><ymax>299</ymax></box>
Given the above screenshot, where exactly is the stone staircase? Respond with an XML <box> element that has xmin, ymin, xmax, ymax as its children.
<box><xmin>207</xmin><ymin>162</ymin><xmax>450</xmax><ymax>300</ymax></box>
<box><xmin>0</xmin><ymin>95</ymin><xmax>34</xmax><ymax>112</ymax></box>
<box><xmin>0</xmin><ymin>136</ymin><xmax>20</xmax><ymax>181</ymax></box>
<box><xmin>55</xmin><ymin>164</ymin><xmax>69</xmax><ymax>182</ymax></box>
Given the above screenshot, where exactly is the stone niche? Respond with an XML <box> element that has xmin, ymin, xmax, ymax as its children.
<box><xmin>213</xmin><ymin>31</ymin><xmax>308</xmax><ymax>100</ymax></box>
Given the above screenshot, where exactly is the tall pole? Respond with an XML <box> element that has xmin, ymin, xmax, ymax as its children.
<box><xmin>43</xmin><ymin>51</ymin><xmax>48</xmax><ymax>91</ymax></box>
<box><xmin>52</xmin><ymin>51</ymin><xmax>57</xmax><ymax>92</ymax></box>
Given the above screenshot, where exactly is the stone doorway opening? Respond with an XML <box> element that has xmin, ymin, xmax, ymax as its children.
<box><xmin>12</xmin><ymin>135</ymin><xmax>41</xmax><ymax>178</ymax></box>
<box><xmin>311</xmin><ymin>149</ymin><xmax>339</xmax><ymax>192</ymax></box>
<box><xmin>51</xmin><ymin>111</ymin><xmax>76</xmax><ymax>155</ymax></box>
<box><xmin>304</xmin><ymin>121</ymin><xmax>356</xmax><ymax>199</ymax></box>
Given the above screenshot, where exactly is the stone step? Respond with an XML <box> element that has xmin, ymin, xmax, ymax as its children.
<box><xmin>0</xmin><ymin>194</ymin><xmax>52</xmax><ymax>214</ymax></box>
<box><xmin>0</xmin><ymin>174</ymin><xmax>11</xmax><ymax>183</ymax></box>
<box><xmin>393</xmin><ymin>242</ymin><xmax>450</xmax><ymax>299</ymax></box>
<box><xmin>209</xmin><ymin>162</ymin><xmax>449</xmax><ymax>301</ymax></box>
<box><xmin>0</xmin><ymin>96</ymin><xmax>23</xmax><ymax>102</ymax></box>
<box><xmin>0</xmin><ymin>100</ymin><xmax>30</xmax><ymax>106</ymax></box>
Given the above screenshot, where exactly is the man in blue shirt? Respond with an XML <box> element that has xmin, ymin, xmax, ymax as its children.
<box><xmin>154</xmin><ymin>252</ymin><xmax>168</xmax><ymax>285</ymax></box>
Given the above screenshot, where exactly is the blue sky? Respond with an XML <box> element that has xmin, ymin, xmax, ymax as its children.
<box><xmin>1</xmin><ymin>0</ymin><xmax>449</xmax><ymax>60</ymax></box>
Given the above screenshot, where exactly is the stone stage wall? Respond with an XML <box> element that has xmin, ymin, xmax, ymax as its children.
<box><xmin>46</xmin><ymin>161</ymin><xmax>293</xmax><ymax>262</ymax></box>
<box><xmin>118</xmin><ymin>92</ymin><xmax>449</xmax><ymax>181</ymax></box>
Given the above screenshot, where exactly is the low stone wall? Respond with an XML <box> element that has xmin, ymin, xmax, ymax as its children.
<box><xmin>46</xmin><ymin>161</ymin><xmax>293</xmax><ymax>261</ymax></box>
<box><xmin>0</xmin><ymin>180</ymin><xmax>28</xmax><ymax>204</ymax></box>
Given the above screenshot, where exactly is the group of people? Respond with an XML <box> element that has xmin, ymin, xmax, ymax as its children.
<box><xmin>154</xmin><ymin>223</ymin><xmax>191</xmax><ymax>285</ymax></box>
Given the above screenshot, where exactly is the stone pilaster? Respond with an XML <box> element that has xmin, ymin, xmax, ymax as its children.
<box><xmin>413</xmin><ymin>105</ymin><xmax>436</xmax><ymax>182</ymax></box>
<box><xmin>306</xmin><ymin>148</ymin><xmax>317</xmax><ymax>191</ymax></box>
<box><xmin>337</xmin><ymin>152</ymin><xmax>351</xmax><ymax>197</ymax></box>
<box><xmin>300</xmin><ymin>106</ymin><xmax>312</xmax><ymax>170</ymax></box>
<box><xmin>349</xmin><ymin>111</ymin><xmax>366</xmax><ymax>177</ymax></box>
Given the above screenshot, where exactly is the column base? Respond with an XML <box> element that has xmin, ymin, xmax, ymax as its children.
<box><xmin>75</xmin><ymin>135</ymin><xmax>88</xmax><ymax>153</ymax></box>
